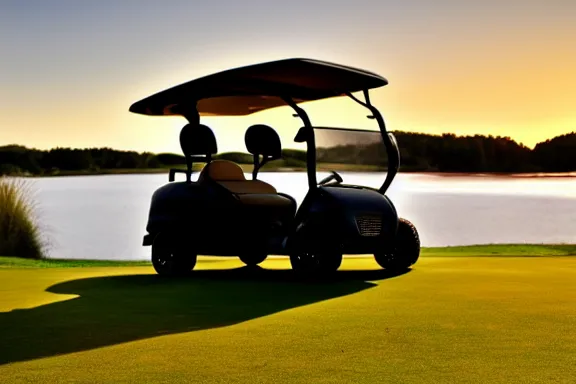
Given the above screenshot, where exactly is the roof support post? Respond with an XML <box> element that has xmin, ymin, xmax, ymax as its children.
<box><xmin>182</xmin><ymin>105</ymin><xmax>200</xmax><ymax>125</ymax></box>
<box><xmin>283</xmin><ymin>97</ymin><xmax>317</xmax><ymax>189</ymax></box>
<box><xmin>346</xmin><ymin>90</ymin><xmax>400</xmax><ymax>194</ymax></box>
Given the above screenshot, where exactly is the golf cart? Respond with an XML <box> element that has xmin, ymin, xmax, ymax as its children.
<box><xmin>129</xmin><ymin>58</ymin><xmax>420</xmax><ymax>276</ymax></box>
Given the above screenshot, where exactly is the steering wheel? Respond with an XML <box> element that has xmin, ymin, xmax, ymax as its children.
<box><xmin>318</xmin><ymin>171</ymin><xmax>343</xmax><ymax>186</ymax></box>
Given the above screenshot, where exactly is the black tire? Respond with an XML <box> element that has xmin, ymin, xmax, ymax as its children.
<box><xmin>239</xmin><ymin>253</ymin><xmax>268</xmax><ymax>267</ymax></box>
<box><xmin>289</xmin><ymin>251</ymin><xmax>343</xmax><ymax>274</ymax></box>
<box><xmin>374</xmin><ymin>218</ymin><xmax>420</xmax><ymax>271</ymax></box>
<box><xmin>151</xmin><ymin>235</ymin><xmax>197</xmax><ymax>276</ymax></box>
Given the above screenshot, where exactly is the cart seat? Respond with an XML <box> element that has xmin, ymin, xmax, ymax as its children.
<box><xmin>198</xmin><ymin>160</ymin><xmax>294</xmax><ymax>208</ymax></box>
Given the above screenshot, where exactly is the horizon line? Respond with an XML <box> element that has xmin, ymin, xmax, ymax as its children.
<box><xmin>2</xmin><ymin>129</ymin><xmax>575</xmax><ymax>154</ymax></box>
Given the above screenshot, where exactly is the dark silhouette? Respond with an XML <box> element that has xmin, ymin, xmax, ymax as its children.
<box><xmin>532</xmin><ymin>132</ymin><xmax>576</xmax><ymax>172</ymax></box>
<box><xmin>0</xmin><ymin>267</ymin><xmax>409</xmax><ymax>365</ymax></box>
<box><xmin>130</xmin><ymin>58</ymin><xmax>422</xmax><ymax>277</ymax></box>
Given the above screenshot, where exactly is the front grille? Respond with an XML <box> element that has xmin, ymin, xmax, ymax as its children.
<box><xmin>355</xmin><ymin>215</ymin><xmax>382</xmax><ymax>237</ymax></box>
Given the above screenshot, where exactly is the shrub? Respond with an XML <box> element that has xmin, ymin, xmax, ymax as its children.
<box><xmin>0</xmin><ymin>164</ymin><xmax>24</xmax><ymax>176</ymax></box>
<box><xmin>0</xmin><ymin>177</ymin><xmax>45</xmax><ymax>259</ymax></box>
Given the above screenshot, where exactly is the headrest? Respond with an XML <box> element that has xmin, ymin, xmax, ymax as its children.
<box><xmin>199</xmin><ymin>160</ymin><xmax>246</xmax><ymax>181</ymax></box>
<box><xmin>245</xmin><ymin>124</ymin><xmax>281</xmax><ymax>159</ymax></box>
<box><xmin>179</xmin><ymin>124</ymin><xmax>217</xmax><ymax>157</ymax></box>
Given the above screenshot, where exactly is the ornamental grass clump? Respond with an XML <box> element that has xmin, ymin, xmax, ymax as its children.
<box><xmin>0</xmin><ymin>177</ymin><xmax>45</xmax><ymax>259</ymax></box>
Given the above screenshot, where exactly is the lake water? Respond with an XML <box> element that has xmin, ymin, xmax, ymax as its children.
<box><xmin>25</xmin><ymin>172</ymin><xmax>576</xmax><ymax>260</ymax></box>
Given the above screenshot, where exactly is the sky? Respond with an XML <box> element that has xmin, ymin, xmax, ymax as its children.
<box><xmin>1</xmin><ymin>0</ymin><xmax>575</xmax><ymax>154</ymax></box>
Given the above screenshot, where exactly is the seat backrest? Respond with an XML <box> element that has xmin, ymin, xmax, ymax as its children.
<box><xmin>176</xmin><ymin>123</ymin><xmax>217</xmax><ymax>183</ymax></box>
<box><xmin>180</xmin><ymin>123</ymin><xmax>217</xmax><ymax>158</ymax></box>
<box><xmin>245</xmin><ymin>124</ymin><xmax>282</xmax><ymax>179</ymax></box>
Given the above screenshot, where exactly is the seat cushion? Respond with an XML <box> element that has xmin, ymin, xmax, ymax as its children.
<box><xmin>237</xmin><ymin>193</ymin><xmax>293</xmax><ymax>207</ymax></box>
<box><xmin>199</xmin><ymin>159</ymin><xmax>289</xmax><ymax>207</ymax></box>
<box><xmin>217</xmin><ymin>180</ymin><xmax>277</xmax><ymax>194</ymax></box>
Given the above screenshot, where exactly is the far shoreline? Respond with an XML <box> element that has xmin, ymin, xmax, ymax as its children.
<box><xmin>13</xmin><ymin>167</ymin><xmax>576</xmax><ymax>179</ymax></box>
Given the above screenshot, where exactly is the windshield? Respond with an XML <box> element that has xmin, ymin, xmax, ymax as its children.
<box><xmin>314</xmin><ymin>127</ymin><xmax>387</xmax><ymax>173</ymax></box>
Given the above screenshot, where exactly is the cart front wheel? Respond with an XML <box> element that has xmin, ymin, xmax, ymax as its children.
<box><xmin>152</xmin><ymin>235</ymin><xmax>197</xmax><ymax>276</ymax></box>
<box><xmin>374</xmin><ymin>218</ymin><xmax>420</xmax><ymax>271</ymax></box>
<box><xmin>290</xmin><ymin>251</ymin><xmax>342</xmax><ymax>274</ymax></box>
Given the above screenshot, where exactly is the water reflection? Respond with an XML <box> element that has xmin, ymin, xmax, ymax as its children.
<box><xmin>26</xmin><ymin>172</ymin><xmax>576</xmax><ymax>260</ymax></box>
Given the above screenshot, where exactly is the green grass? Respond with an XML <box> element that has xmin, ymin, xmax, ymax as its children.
<box><xmin>0</xmin><ymin>255</ymin><xmax>574</xmax><ymax>383</ymax></box>
<box><xmin>0</xmin><ymin>257</ymin><xmax>151</xmax><ymax>268</ymax></box>
<box><xmin>0</xmin><ymin>177</ymin><xmax>45</xmax><ymax>259</ymax></box>
<box><xmin>422</xmin><ymin>243</ymin><xmax>576</xmax><ymax>256</ymax></box>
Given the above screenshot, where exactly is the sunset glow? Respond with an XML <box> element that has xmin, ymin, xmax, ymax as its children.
<box><xmin>1</xmin><ymin>1</ymin><xmax>574</xmax><ymax>154</ymax></box>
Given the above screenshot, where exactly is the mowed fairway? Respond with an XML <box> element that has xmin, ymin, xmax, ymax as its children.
<box><xmin>1</xmin><ymin>254</ymin><xmax>575</xmax><ymax>383</ymax></box>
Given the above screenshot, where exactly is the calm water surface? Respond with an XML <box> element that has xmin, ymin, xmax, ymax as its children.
<box><xmin>27</xmin><ymin>172</ymin><xmax>576</xmax><ymax>260</ymax></box>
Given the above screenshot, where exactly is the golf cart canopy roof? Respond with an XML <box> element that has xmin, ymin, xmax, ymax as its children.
<box><xmin>129</xmin><ymin>58</ymin><xmax>388</xmax><ymax>117</ymax></box>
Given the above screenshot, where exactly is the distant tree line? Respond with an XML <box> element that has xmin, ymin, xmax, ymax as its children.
<box><xmin>317</xmin><ymin>131</ymin><xmax>576</xmax><ymax>172</ymax></box>
<box><xmin>0</xmin><ymin>131</ymin><xmax>574</xmax><ymax>175</ymax></box>
<box><xmin>0</xmin><ymin>146</ymin><xmax>161</xmax><ymax>175</ymax></box>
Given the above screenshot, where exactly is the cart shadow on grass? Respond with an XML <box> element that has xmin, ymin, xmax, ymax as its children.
<box><xmin>0</xmin><ymin>266</ymin><xmax>410</xmax><ymax>365</ymax></box>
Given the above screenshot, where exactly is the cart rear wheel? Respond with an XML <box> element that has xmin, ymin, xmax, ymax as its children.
<box><xmin>239</xmin><ymin>253</ymin><xmax>268</xmax><ymax>267</ymax></box>
<box><xmin>290</xmin><ymin>251</ymin><xmax>342</xmax><ymax>274</ymax></box>
<box><xmin>374</xmin><ymin>218</ymin><xmax>420</xmax><ymax>271</ymax></box>
<box><xmin>152</xmin><ymin>235</ymin><xmax>197</xmax><ymax>276</ymax></box>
